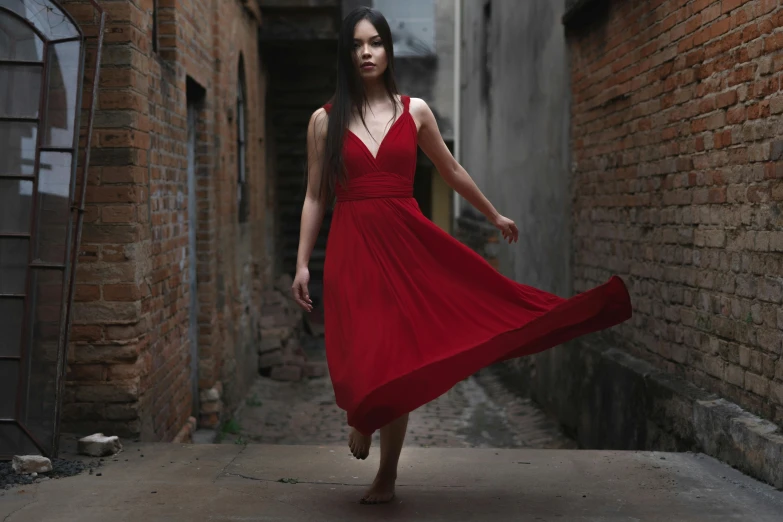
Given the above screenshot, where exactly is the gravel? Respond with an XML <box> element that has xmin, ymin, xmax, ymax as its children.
<box><xmin>0</xmin><ymin>458</ymin><xmax>102</xmax><ymax>490</ymax></box>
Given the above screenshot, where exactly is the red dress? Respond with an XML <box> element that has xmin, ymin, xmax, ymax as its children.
<box><xmin>322</xmin><ymin>96</ymin><xmax>632</xmax><ymax>435</ymax></box>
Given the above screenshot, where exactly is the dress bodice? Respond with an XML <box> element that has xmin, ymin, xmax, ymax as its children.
<box><xmin>323</xmin><ymin>95</ymin><xmax>417</xmax><ymax>202</ymax></box>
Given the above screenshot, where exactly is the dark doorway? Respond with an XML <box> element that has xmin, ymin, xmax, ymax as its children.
<box><xmin>185</xmin><ymin>78</ymin><xmax>205</xmax><ymax>417</ymax></box>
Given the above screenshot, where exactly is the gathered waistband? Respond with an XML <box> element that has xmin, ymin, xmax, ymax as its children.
<box><xmin>335</xmin><ymin>172</ymin><xmax>414</xmax><ymax>202</ymax></box>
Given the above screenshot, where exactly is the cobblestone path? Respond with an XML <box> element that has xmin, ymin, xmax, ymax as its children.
<box><xmin>220</xmin><ymin>345</ymin><xmax>576</xmax><ymax>450</ymax></box>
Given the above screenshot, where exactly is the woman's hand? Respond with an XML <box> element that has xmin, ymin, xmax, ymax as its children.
<box><xmin>291</xmin><ymin>266</ymin><xmax>313</xmax><ymax>312</ymax></box>
<box><xmin>493</xmin><ymin>215</ymin><xmax>519</xmax><ymax>244</ymax></box>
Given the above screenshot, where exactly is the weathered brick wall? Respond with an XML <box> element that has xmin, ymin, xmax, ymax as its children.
<box><xmin>144</xmin><ymin>0</ymin><xmax>193</xmax><ymax>440</ymax></box>
<box><xmin>63</xmin><ymin>0</ymin><xmax>152</xmax><ymax>438</ymax></box>
<box><xmin>453</xmin><ymin>207</ymin><xmax>501</xmax><ymax>271</ymax></box>
<box><xmin>61</xmin><ymin>0</ymin><xmax>267</xmax><ymax>440</ymax></box>
<box><xmin>568</xmin><ymin>0</ymin><xmax>783</xmax><ymax>424</ymax></box>
<box><xmin>201</xmin><ymin>0</ymin><xmax>269</xmax><ymax>418</ymax></box>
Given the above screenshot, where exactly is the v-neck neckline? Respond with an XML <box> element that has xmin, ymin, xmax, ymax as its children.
<box><xmin>347</xmin><ymin>113</ymin><xmax>409</xmax><ymax>161</ymax></box>
<box><xmin>346</xmin><ymin>97</ymin><xmax>409</xmax><ymax>161</ymax></box>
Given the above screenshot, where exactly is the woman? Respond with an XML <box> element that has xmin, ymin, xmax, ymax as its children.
<box><xmin>292</xmin><ymin>7</ymin><xmax>632</xmax><ymax>504</ymax></box>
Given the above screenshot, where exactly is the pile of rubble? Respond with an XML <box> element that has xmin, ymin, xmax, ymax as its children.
<box><xmin>2</xmin><ymin>434</ymin><xmax>121</xmax><ymax>491</ymax></box>
<box><xmin>258</xmin><ymin>274</ymin><xmax>327</xmax><ymax>382</ymax></box>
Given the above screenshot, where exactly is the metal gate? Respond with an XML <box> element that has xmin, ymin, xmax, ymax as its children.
<box><xmin>0</xmin><ymin>0</ymin><xmax>104</xmax><ymax>459</ymax></box>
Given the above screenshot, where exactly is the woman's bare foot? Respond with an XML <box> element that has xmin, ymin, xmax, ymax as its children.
<box><xmin>349</xmin><ymin>428</ymin><xmax>372</xmax><ymax>459</ymax></box>
<box><xmin>360</xmin><ymin>470</ymin><xmax>396</xmax><ymax>504</ymax></box>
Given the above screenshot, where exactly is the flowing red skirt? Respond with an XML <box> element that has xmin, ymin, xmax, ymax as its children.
<box><xmin>323</xmin><ymin>196</ymin><xmax>632</xmax><ymax>436</ymax></box>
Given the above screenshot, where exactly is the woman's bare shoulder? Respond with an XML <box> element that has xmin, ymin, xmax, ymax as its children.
<box><xmin>311</xmin><ymin>106</ymin><xmax>329</xmax><ymax>121</ymax></box>
<box><xmin>407</xmin><ymin>97</ymin><xmax>435</xmax><ymax>126</ymax></box>
<box><xmin>308</xmin><ymin>107</ymin><xmax>329</xmax><ymax>136</ymax></box>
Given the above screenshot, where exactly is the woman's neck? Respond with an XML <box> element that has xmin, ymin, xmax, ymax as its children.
<box><xmin>362</xmin><ymin>79</ymin><xmax>390</xmax><ymax>106</ymax></box>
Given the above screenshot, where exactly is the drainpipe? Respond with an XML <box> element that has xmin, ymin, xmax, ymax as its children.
<box><xmin>452</xmin><ymin>0</ymin><xmax>462</xmax><ymax>233</ymax></box>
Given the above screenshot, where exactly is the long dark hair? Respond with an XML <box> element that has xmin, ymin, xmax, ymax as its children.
<box><xmin>318</xmin><ymin>7</ymin><xmax>400</xmax><ymax>201</ymax></box>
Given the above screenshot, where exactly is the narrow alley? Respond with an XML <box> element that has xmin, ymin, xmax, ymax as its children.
<box><xmin>3</xmin><ymin>0</ymin><xmax>783</xmax><ymax>520</ymax></box>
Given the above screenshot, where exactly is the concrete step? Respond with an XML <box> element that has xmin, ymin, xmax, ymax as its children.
<box><xmin>7</xmin><ymin>443</ymin><xmax>783</xmax><ymax>521</ymax></box>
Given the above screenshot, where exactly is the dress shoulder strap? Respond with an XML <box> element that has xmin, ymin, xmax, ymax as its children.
<box><xmin>322</xmin><ymin>103</ymin><xmax>332</xmax><ymax>114</ymax></box>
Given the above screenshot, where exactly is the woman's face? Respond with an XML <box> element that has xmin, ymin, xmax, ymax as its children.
<box><xmin>352</xmin><ymin>19</ymin><xmax>387</xmax><ymax>80</ymax></box>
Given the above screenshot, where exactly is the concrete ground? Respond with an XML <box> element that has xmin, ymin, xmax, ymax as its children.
<box><xmin>2</xmin><ymin>443</ymin><xmax>783</xmax><ymax>521</ymax></box>
<box><xmin>5</xmin><ymin>344</ymin><xmax>782</xmax><ymax>520</ymax></box>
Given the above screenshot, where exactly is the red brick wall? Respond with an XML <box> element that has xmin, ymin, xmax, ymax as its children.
<box><xmin>205</xmin><ymin>0</ymin><xmax>269</xmax><ymax>413</ymax></box>
<box><xmin>61</xmin><ymin>0</ymin><xmax>267</xmax><ymax>440</ymax></box>
<box><xmin>568</xmin><ymin>0</ymin><xmax>783</xmax><ymax>424</ymax></box>
<box><xmin>62</xmin><ymin>1</ymin><xmax>152</xmax><ymax>438</ymax></box>
<box><xmin>144</xmin><ymin>0</ymin><xmax>193</xmax><ymax>440</ymax></box>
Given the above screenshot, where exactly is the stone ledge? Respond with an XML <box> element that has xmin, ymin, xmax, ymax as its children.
<box><xmin>601</xmin><ymin>342</ymin><xmax>783</xmax><ymax>488</ymax></box>
<box><xmin>492</xmin><ymin>334</ymin><xmax>783</xmax><ymax>489</ymax></box>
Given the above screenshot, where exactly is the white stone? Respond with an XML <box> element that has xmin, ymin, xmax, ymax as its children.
<box><xmin>12</xmin><ymin>455</ymin><xmax>52</xmax><ymax>475</ymax></box>
<box><xmin>78</xmin><ymin>433</ymin><xmax>122</xmax><ymax>457</ymax></box>
<box><xmin>200</xmin><ymin>387</ymin><xmax>221</xmax><ymax>402</ymax></box>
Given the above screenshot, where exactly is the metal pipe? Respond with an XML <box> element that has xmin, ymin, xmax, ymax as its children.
<box><xmin>452</xmin><ymin>0</ymin><xmax>462</xmax><ymax>232</ymax></box>
<box><xmin>55</xmin><ymin>2</ymin><xmax>106</xmax><ymax>457</ymax></box>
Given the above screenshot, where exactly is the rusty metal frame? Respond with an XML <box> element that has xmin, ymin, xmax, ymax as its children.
<box><xmin>0</xmin><ymin>0</ymin><xmax>105</xmax><ymax>459</ymax></box>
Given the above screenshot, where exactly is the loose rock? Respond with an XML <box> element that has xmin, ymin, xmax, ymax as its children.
<box><xmin>12</xmin><ymin>455</ymin><xmax>52</xmax><ymax>475</ymax></box>
<box><xmin>78</xmin><ymin>433</ymin><xmax>122</xmax><ymax>457</ymax></box>
<box><xmin>200</xmin><ymin>387</ymin><xmax>221</xmax><ymax>402</ymax></box>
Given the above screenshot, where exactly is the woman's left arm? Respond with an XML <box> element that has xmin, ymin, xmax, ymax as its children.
<box><xmin>411</xmin><ymin>97</ymin><xmax>518</xmax><ymax>243</ymax></box>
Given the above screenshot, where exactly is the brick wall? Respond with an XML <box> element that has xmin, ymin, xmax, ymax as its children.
<box><xmin>144</xmin><ymin>0</ymin><xmax>193</xmax><ymax>440</ymax></box>
<box><xmin>453</xmin><ymin>207</ymin><xmax>501</xmax><ymax>271</ymax></box>
<box><xmin>203</xmin><ymin>0</ymin><xmax>269</xmax><ymax>417</ymax></box>
<box><xmin>567</xmin><ymin>0</ymin><xmax>783</xmax><ymax>425</ymax></box>
<box><xmin>61</xmin><ymin>0</ymin><xmax>267</xmax><ymax>440</ymax></box>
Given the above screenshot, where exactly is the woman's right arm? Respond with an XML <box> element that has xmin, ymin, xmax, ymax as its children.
<box><xmin>291</xmin><ymin>108</ymin><xmax>329</xmax><ymax>312</ymax></box>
